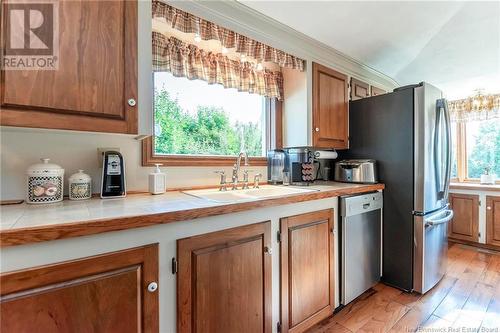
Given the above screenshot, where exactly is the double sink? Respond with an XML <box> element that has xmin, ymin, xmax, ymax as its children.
<box><xmin>183</xmin><ymin>185</ymin><xmax>319</xmax><ymax>203</ymax></box>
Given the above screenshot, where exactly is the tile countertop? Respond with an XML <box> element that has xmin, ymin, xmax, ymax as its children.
<box><xmin>0</xmin><ymin>182</ymin><xmax>384</xmax><ymax>247</ymax></box>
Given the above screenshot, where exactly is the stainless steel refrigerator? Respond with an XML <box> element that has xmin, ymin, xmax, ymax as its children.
<box><xmin>346</xmin><ymin>82</ymin><xmax>453</xmax><ymax>293</ymax></box>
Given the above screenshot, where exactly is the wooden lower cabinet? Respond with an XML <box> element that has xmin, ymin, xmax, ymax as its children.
<box><xmin>177</xmin><ymin>221</ymin><xmax>272</xmax><ymax>333</ymax></box>
<box><xmin>486</xmin><ymin>196</ymin><xmax>500</xmax><ymax>247</ymax></box>
<box><xmin>0</xmin><ymin>244</ymin><xmax>159</xmax><ymax>332</ymax></box>
<box><xmin>280</xmin><ymin>209</ymin><xmax>335</xmax><ymax>333</ymax></box>
<box><xmin>448</xmin><ymin>193</ymin><xmax>479</xmax><ymax>242</ymax></box>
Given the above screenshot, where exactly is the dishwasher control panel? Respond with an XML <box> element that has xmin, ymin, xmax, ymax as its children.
<box><xmin>341</xmin><ymin>191</ymin><xmax>383</xmax><ymax>217</ymax></box>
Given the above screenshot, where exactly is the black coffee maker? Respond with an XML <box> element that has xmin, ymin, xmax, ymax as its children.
<box><xmin>101</xmin><ymin>151</ymin><xmax>126</xmax><ymax>198</ymax></box>
<box><xmin>285</xmin><ymin>147</ymin><xmax>315</xmax><ymax>185</ymax></box>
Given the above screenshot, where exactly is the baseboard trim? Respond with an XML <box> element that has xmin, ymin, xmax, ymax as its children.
<box><xmin>448</xmin><ymin>238</ymin><xmax>500</xmax><ymax>253</ymax></box>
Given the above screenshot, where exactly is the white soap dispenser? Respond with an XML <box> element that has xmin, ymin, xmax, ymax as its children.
<box><xmin>149</xmin><ymin>164</ymin><xmax>166</xmax><ymax>195</ymax></box>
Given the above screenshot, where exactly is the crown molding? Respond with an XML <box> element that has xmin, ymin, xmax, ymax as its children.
<box><xmin>165</xmin><ymin>0</ymin><xmax>399</xmax><ymax>90</ymax></box>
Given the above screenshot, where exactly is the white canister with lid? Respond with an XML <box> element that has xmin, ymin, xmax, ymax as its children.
<box><xmin>26</xmin><ymin>158</ymin><xmax>64</xmax><ymax>204</ymax></box>
<box><xmin>69</xmin><ymin>170</ymin><xmax>92</xmax><ymax>200</ymax></box>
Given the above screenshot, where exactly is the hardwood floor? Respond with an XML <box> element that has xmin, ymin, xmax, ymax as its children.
<box><xmin>307</xmin><ymin>243</ymin><xmax>500</xmax><ymax>333</ymax></box>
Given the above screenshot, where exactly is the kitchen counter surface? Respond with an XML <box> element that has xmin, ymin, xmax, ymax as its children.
<box><xmin>450</xmin><ymin>182</ymin><xmax>500</xmax><ymax>192</ymax></box>
<box><xmin>0</xmin><ymin>182</ymin><xmax>384</xmax><ymax>247</ymax></box>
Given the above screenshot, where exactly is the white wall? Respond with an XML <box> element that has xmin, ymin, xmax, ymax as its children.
<box><xmin>0</xmin><ymin>127</ymin><xmax>267</xmax><ymax>200</ymax></box>
<box><xmin>282</xmin><ymin>67</ymin><xmax>308</xmax><ymax>148</ymax></box>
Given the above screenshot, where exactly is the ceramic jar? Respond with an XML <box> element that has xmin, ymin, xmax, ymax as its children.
<box><xmin>68</xmin><ymin>170</ymin><xmax>92</xmax><ymax>200</ymax></box>
<box><xmin>26</xmin><ymin>158</ymin><xmax>64</xmax><ymax>204</ymax></box>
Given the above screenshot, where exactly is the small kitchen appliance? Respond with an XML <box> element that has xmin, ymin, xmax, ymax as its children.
<box><xmin>26</xmin><ymin>158</ymin><xmax>64</xmax><ymax>204</ymax></box>
<box><xmin>334</xmin><ymin>159</ymin><xmax>378</xmax><ymax>184</ymax></box>
<box><xmin>267</xmin><ymin>149</ymin><xmax>286</xmax><ymax>184</ymax></box>
<box><xmin>101</xmin><ymin>151</ymin><xmax>126</xmax><ymax>198</ymax></box>
<box><xmin>284</xmin><ymin>147</ymin><xmax>315</xmax><ymax>185</ymax></box>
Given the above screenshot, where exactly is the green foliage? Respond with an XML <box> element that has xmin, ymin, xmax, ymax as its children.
<box><xmin>154</xmin><ymin>89</ymin><xmax>263</xmax><ymax>156</ymax></box>
<box><xmin>467</xmin><ymin>120</ymin><xmax>500</xmax><ymax>178</ymax></box>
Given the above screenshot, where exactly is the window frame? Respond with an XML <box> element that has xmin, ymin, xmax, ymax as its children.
<box><xmin>142</xmin><ymin>98</ymin><xmax>282</xmax><ymax>167</ymax></box>
<box><xmin>452</xmin><ymin>121</ymin><xmax>500</xmax><ymax>184</ymax></box>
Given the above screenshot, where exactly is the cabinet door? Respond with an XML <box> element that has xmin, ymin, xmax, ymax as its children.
<box><xmin>312</xmin><ymin>62</ymin><xmax>349</xmax><ymax>149</ymax></box>
<box><xmin>177</xmin><ymin>222</ymin><xmax>272</xmax><ymax>333</ymax></box>
<box><xmin>350</xmin><ymin>78</ymin><xmax>370</xmax><ymax>100</ymax></box>
<box><xmin>0</xmin><ymin>244</ymin><xmax>159</xmax><ymax>332</ymax></box>
<box><xmin>280</xmin><ymin>209</ymin><xmax>335</xmax><ymax>333</ymax></box>
<box><xmin>486</xmin><ymin>196</ymin><xmax>500</xmax><ymax>247</ymax></box>
<box><xmin>0</xmin><ymin>0</ymin><xmax>138</xmax><ymax>134</ymax></box>
<box><xmin>448</xmin><ymin>193</ymin><xmax>479</xmax><ymax>242</ymax></box>
<box><xmin>371</xmin><ymin>85</ymin><xmax>386</xmax><ymax>96</ymax></box>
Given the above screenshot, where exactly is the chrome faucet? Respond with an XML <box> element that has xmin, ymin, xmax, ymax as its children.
<box><xmin>214</xmin><ymin>170</ymin><xmax>227</xmax><ymax>191</ymax></box>
<box><xmin>231</xmin><ymin>165</ymin><xmax>239</xmax><ymax>190</ymax></box>
<box><xmin>242</xmin><ymin>170</ymin><xmax>250</xmax><ymax>189</ymax></box>
<box><xmin>253</xmin><ymin>173</ymin><xmax>262</xmax><ymax>189</ymax></box>
<box><xmin>231</xmin><ymin>151</ymin><xmax>249</xmax><ymax>190</ymax></box>
<box><xmin>236</xmin><ymin>151</ymin><xmax>249</xmax><ymax>172</ymax></box>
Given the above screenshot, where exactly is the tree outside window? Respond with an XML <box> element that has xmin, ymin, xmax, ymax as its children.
<box><xmin>153</xmin><ymin>72</ymin><xmax>266</xmax><ymax>158</ymax></box>
<box><xmin>466</xmin><ymin>119</ymin><xmax>500</xmax><ymax>179</ymax></box>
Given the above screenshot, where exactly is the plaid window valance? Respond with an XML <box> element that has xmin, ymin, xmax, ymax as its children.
<box><xmin>153</xmin><ymin>33</ymin><xmax>284</xmax><ymax>100</ymax></box>
<box><xmin>152</xmin><ymin>0</ymin><xmax>305</xmax><ymax>71</ymax></box>
<box><xmin>448</xmin><ymin>93</ymin><xmax>500</xmax><ymax>123</ymax></box>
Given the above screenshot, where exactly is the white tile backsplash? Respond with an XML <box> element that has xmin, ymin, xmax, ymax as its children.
<box><xmin>0</xmin><ymin>127</ymin><xmax>266</xmax><ymax>200</ymax></box>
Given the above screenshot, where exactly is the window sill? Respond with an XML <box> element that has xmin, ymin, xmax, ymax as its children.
<box><xmin>450</xmin><ymin>182</ymin><xmax>500</xmax><ymax>192</ymax></box>
<box><xmin>142</xmin><ymin>137</ymin><xmax>267</xmax><ymax>166</ymax></box>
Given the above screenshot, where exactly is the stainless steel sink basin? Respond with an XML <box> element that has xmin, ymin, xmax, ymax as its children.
<box><xmin>183</xmin><ymin>185</ymin><xmax>318</xmax><ymax>203</ymax></box>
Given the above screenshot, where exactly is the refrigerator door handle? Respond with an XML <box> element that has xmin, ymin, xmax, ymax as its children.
<box><xmin>442</xmin><ymin>99</ymin><xmax>452</xmax><ymax>203</ymax></box>
<box><xmin>425</xmin><ymin>209</ymin><xmax>454</xmax><ymax>227</ymax></box>
<box><xmin>433</xmin><ymin>99</ymin><xmax>451</xmax><ymax>201</ymax></box>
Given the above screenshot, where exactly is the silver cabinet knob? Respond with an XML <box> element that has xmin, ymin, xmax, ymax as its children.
<box><xmin>315</xmin><ymin>127</ymin><xmax>320</xmax><ymax>132</ymax></box>
<box><xmin>127</xmin><ymin>98</ymin><xmax>137</xmax><ymax>107</ymax></box>
<box><xmin>147</xmin><ymin>281</ymin><xmax>158</xmax><ymax>292</ymax></box>
<box><xmin>487</xmin><ymin>206</ymin><xmax>492</xmax><ymax>210</ymax></box>
<box><xmin>264</xmin><ymin>246</ymin><xmax>272</xmax><ymax>255</ymax></box>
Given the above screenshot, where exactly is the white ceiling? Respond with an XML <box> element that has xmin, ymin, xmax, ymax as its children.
<box><xmin>240</xmin><ymin>1</ymin><xmax>500</xmax><ymax>99</ymax></box>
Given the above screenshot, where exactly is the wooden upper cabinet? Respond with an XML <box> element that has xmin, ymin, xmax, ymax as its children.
<box><xmin>177</xmin><ymin>222</ymin><xmax>272</xmax><ymax>333</ymax></box>
<box><xmin>350</xmin><ymin>78</ymin><xmax>370</xmax><ymax>100</ymax></box>
<box><xmin>486</xmin><ymin>196</ymin><xmax>500</xmax><ymax>247</ymax></box>
<box><xmin>371</xmin><ymin>85</ymin><xmax>386</xmax><ymax>97</ymax></box>
<box><xmin>448</xmin><ymin>193</ymin><xmax>479</xmax><ymax>242</ymax></box>
<box><xmin>0</xmin><ymin>244</ymin><xmax>159</xmax><ymax>332</ymax></box>
<box><xmin>0</xmin><ymin>0</ymin><xmax>138</xmax><ymax>134</ymax></box>
<box><xmin>312</xmin><ymin>62</ymin><xmax>349</xmax><ymax>149</ymax></box>
<box><xmin>280</xmin><ymin>209</ymin><xmax>335</xmax><ymax>333</ymax></box>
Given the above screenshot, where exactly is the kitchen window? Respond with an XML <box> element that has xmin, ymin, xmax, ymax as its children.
<box><xmin>451</xmin><ymin>118</ymin><xmax>500</xmax><ymax>182</ymax></box>
<box><xmin>450</xmin><ymin>122</ymin><xmax>458</xmax><ymax>179</ymax></box>
<box><xmin>142</xmin><ymin>1</ymin><xmax>304</xmax><ymax>166</ymax></box>
<box><xmin>154</xmin><ymin>72</ymin><xmax>267</xmax><ymax>157</ymax></box>
<box><xmin>145</xmin><ymin>72</ymin><xmax>274</xmax><ymax>165</ymax></box>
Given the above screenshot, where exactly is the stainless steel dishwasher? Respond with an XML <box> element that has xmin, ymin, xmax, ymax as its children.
<box><xmin>340</xmin><ymin>191</ymin><xmax>383</xmax><ymax>305</ymax></box>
